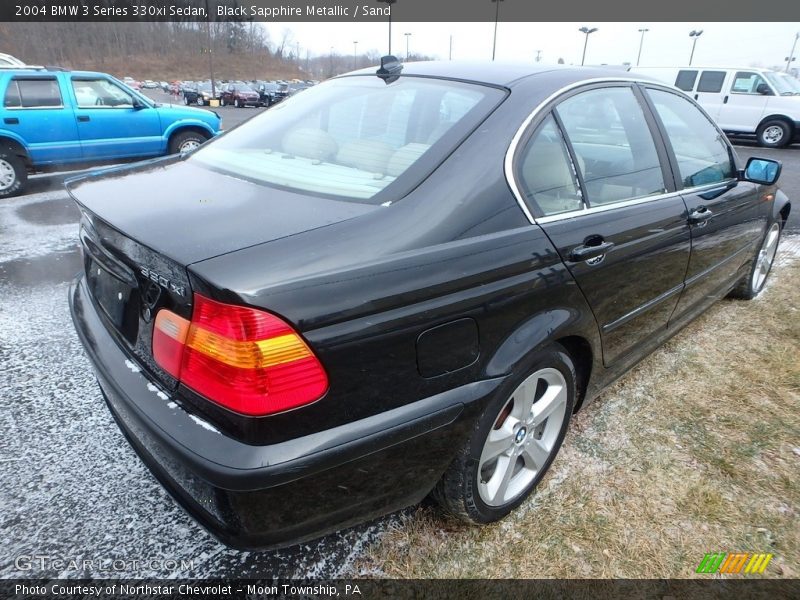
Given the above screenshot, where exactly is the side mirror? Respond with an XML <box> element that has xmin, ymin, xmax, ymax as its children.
<box><xmin>741</xmin><ymin>157</ymin><xmax>781</xmax><ymax>185</ymax></box>
<box><xmin>132</xmin><ymin>97</ymin><xmax>146</xmax><ymax>110</ymax></box>
<box><xmin>756</xmin><ymin>83</ymin><xmax>773</xmax><ymax>96</ymax></box>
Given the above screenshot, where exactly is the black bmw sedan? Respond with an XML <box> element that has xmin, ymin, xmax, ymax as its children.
<box><xmin>68</xmin><ymin>59</ymin><xmax>790</xmax><ymax>550</ymax></box>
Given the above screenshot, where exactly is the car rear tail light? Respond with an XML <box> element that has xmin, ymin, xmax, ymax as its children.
<box><xmin>152</xmin><ymin>294</ymin><xmax>328</xmax><ymax>416</ymax></box>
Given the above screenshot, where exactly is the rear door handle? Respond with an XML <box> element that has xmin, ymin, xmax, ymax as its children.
<box><xmin>569</xmin><ymin>240</ymin><xmax>615</xmax><ymax>262</ymax></box>
<box><xmin>4</xmin><ymin>117</ymin><xmax>19</xmax><ymax>124</ymax></box>
<box><xmin>723</xmin><ymin>95</ymin><xmax>729</xmax><ymax>104</ymax></box>
<box><xmin>77</xmin><ymin>115</ymin><xmax>90</xmax><ymax>122</ymax></box>
<box><xmin>688</xmin><ymin>207</ymin><xmax>713</xmax><ymax>224</ymax></box>
<box><xmin>694</xmin><ymin>94</ymin><xmax>699</xmax><ymax>100</ymax></box>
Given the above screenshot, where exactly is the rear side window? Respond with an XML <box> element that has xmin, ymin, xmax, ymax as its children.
<box><xmin>517</xmin><ymin>114</ymin><xmax>583</xmax><ymax>216</ymax></box>
<box><xmin>555</xmin><ymin>86</ymin><xmax>666</xmax><ymax>206</ymax></box>
<box><xmin>5</xmin><ymin>78</ymin><xmax>62</xmax><ymax>108</ymax></box>
<box><xmin>731</xmin><ymin>72</ymin><xmax>767</xmax><ymax>94</ymax></box>
<box><xmin>697</xmin><ymin>71</ymin><xmax>726</xmax><ymax>93</ymax></box>
<box><xmin>646</xmin><ymin>88</ymin><xmax>735</xmax><ymax>188</ymax></box>
<box><xmin>675</xmin><ymin>70</ymin><xmax>698</xmax><ymax>92</ymax></box>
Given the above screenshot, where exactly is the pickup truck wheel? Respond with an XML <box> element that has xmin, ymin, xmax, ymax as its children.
<box><xmin>729</xmin><ymin>221</ymin><xmax>781</xmax><ymax>300</ymax></box>
<box><xmin>432</xmin><ymin>345</ymin><xmax>575</xmax><ymax>523</ymax></box>
<box><xmin>169</xmin><ymin>131</ymin><xmax>208</xmax><ymax>155</ymax></box>
<box><xmin>0</xmin><ymin>151</ymin><xmax>27</xmax><ymax>198</ymax></box>
<box><xmin>757</xmin><ymin>120</ymin><xmax>791</xmax><ymax>148</ymax></box>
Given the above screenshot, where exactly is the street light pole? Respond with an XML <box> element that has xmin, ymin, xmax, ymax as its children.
<box><xmin>491</xmin><ymin>0</ymin><xmax>503</xmax><ymax>61</ymax></box>
<box><xmin>353</xmin><ymin>41</ymin><xmax>358</xmax><ymax>70</ymax></box>
<box><xmin>636</xmin><ymin>28</ymin><xmax>649</xmax><ymax>66</ymax></box>
<box><xmin>688</xmin><ymin>29</ymin><xmax>703</xmax><ymax>66</ymax></box>
<box><xmin>786</xmin><ymin>32</ymin><xmax>800</xmax><ymax>73</ymax></box>
<box><xmin>579</xmin><ymin>26</ymin><xmax>598</xmax><ymax>66</ymax></box>
<box><xmin>204</xmin><ymin>0</ymin><xmax>215</xmax><ymax>99</ymax></box>
<box><xmin>404</xmin><ymin>32</ymin><xmax>411</xmax><ymax>60</ymax></box>
<box><xmin>449</xmin><ymin>35</ymin><xmax>453</xmax><ymax>60</ymax></box>
<box><xmin>376</xmin><ymin>0</ymin><xmax>397</xmax><ymax>55</ymax></box>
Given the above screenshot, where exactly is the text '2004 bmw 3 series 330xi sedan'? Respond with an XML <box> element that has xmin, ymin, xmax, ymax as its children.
<box><xmin>69</xmin><ymin>58</ymin><xmax>791</xmax><ymax>550</ymax></box>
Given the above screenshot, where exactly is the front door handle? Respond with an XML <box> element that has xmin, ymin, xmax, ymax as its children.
<box><xmin>77</xmin><ymin>115</ymin><xmax>90</xmax><ymax>122</ymax></box>
<box><xmin>688</xmin><ymin>207</ymin><xmax>713</xmax><ymax>224</ymax></box>
<box><xmin>3</xmin><ymin>117</ymin><xmax>19</xmax><ymax>125</ymax></box>
<box><xmin>723</xmin><ymin>95</ymin><xmax>729</xmax><ymax>104</ymax></box>
<box><xmin>569</xmin><ymin>240</ymin><xmax>615</xmax><ymax>262</ymax></box>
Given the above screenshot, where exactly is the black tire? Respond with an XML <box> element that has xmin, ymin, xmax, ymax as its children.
<box><xmin>756</xmin><ymin>119</ymin><xmax>792</xmax><ymax>148</ymax></box>
<box><xmin>168</xmin><ymin>130</ymin><xmax>208</xmax><ymax>155</ymax></box>
<box><xmin>729</xmin><ymin>221</ymin><xmax>782</xmax><ymax>300</ymax></box>
<box><xmin>234</xmin><ymin>98</ymin><xmax>241</xmax><ymax>108</ymax></box>
<box><xmin>220</xmin><ymin>97</ymin><xmax>226</xmax><ymax>107</ymax></box>
<box><xmin>432</xmin><ymin>344</ymin><xmax>575</xmax><ymax>524</ymax></box>
<box><xmin>183</xmin><ymin>95</ymin><xmax>189</xmax><ymax>105</ymax></box>
<box><xmin>0</xmin><ymin>149</ymin><xmax>27</xmax><ymax>198</ymax></box>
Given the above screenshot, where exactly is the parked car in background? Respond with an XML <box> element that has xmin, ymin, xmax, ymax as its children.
<box><xmin>142</xmin><ymin>80</ymin><xmax>158</xmax><ymax>89</ymax></box>
<box><xmin>630</xmin><ymin>66</ymin><xmax>800</xmax><ymax>147</ymax></box>
<box><xmin>68</xmin><ymin>61</ymin><xmax>789</xmax><ymax>550</ymax></box>
<box><xmin>0</xmin><ymin>66</ymin><xmax>221</xmax><ymax>196</ymax></box>
<box><xmin>220</xmin><ymin>81</ymin><xmax>260</xmax><ymax>107</ymax></box>
<box><xmin>185</xmin><ymin>82</ymin><xmax>219</xmax><ymax>106</ymax></box>
<box><xmin>0</xmin><ymin>53</ymin><xmax>27</xmax><ymax>67</ymax></box>
<box><xmin>160</xmin><ymin>81</ymin><xmax>169</xmax><ymax>92</ymax></box>
<box><xmin>254</xmin><ymin>81</ymin><xmax>281</xmax><ymax>107</ymax></box>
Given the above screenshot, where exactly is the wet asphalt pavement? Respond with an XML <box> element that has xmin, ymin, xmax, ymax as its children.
<box><xmin>1</xmin><ymin>112</ymin><xmax>798</xmax><ymax>578</ymax></box>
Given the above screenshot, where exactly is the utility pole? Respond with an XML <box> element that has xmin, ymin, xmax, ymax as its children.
<box><xmin>491</xmin><ymin>0</ymin><xmax>503</xmax><ymax>61</ymax></box>
<box><xmin>204</xmin><ymin>0</ymin><xmax>215</xmax><ymax>99</ymax></box>
<box><xmin>404</xmin><ymin>32</ymin><xmax>411</xmax><ymax>60</ymax></box>
<box><xmin>535</xmin><ymin>50</ymin><xmax>542</xmax><ymax>63</ymax></box>
<box><xmin>449</xmin><ymin>35</ymin><xmax>453</xmax><ymax>60</ymax></box>
<box><xmin>636</xmin><ymin>28</ymin><xmax>649</xmax><ymax>66</ymax></box>
<box><xmin>353</xmin><ymin>40</ymin><xmax>358</xmax><ymax>70</ymax></box>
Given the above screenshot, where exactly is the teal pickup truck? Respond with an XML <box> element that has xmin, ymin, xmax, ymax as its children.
<box><xmin>0</xmin><ymin>66</ymin><xmax>221</xmax><ymax>197</ymax></box>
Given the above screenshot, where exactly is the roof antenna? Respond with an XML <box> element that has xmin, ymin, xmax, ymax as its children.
<box><xmin>377</xmin><ymin>55</ymin><xmax>403</xmax><ymax>84</ymax></box>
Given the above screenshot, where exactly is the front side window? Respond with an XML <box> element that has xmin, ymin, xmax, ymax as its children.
<box><xmin>517</xmin><ymin>114</ymin><xmax>583</xmax><ymax>216</ymax></box>
<box><xmin>72</xmin><ymin>78</ymin><xmax>133</xmax><ymax>108</ymax></box>
<box><xmin>731</xmin><ymin>72</ymin><xmax>768</xmax><ymax>94</ymax></box>
<box><xmin>646</xmin><ymin>88</ymin><xmax>735</xmax><ymax>188</ymax></box>
<box><xmin>697</xmin><ymin>71</ymin><xmax>726</xmax><ymax>93</ymax></box>
<box><xmin>191</xmin><ymin>76</ymin><xmax>503</xmax><ymax>203</ymax></box>
<box><xmin>555</xmin><ymin>86</ymin><xmax>666</xmax><ymax>206</ymax></box>
<box><xmin>6</xmin><ymin>78</ymin><xmax>62</xmax><ymax>108</ymax></box>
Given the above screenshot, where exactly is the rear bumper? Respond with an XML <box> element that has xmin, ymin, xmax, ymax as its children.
<box><xmin>69</xmin><ymin>276</ymin><xmax>500</xmax><ymax>550</ymax></box>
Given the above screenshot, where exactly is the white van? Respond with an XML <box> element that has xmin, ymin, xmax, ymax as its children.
<box><xmin>630</xmin><ymin>66</ymin><xmax>800</xmax><ymax>148</ymax></box>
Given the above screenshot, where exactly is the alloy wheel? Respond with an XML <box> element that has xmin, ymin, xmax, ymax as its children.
<box><xmin>179</xmin><ymin>139</ymin><xmax>201</xmax><ymax>153</ymax></box>
<box><xmin>478</xmin><ymin>367</ymin><xmax>569</xmax><ymax>507</ymax></box>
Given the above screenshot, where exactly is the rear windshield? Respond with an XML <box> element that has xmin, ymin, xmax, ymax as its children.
<box><xmin>191</xmin><ymin>75</ymin><xmax>504</xmax><ymax>203</ymax></box>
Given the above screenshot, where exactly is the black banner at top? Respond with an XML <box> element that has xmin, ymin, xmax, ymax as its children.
<box><xmin>4</xmin><ymin>0</ymin><xmax>800</xmax><ymax>22</ymax></box>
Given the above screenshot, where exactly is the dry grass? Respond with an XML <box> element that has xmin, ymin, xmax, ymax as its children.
<box><xmin>355</xmin><ymin>240</ymin><xmax>800</xmax><ymax>579</ymax></box>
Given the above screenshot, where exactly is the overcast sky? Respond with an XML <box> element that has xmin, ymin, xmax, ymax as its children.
<box><xmin>264</xmin><ymin>22</ymin><xmax>800</xmax><ymax>69</ymax></box>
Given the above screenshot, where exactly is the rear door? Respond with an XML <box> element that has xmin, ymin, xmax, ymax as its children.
<box><xmin>642</xmin><ymin>86</ymin><xmax>766</xmax><ymax>324</ymax></box>
<box><xmin>715</xmin><ymin>71</ymin><xmax>770</xmax><ymax>133</ymax></box>
<box><xmin>515</xmin><ymin>84</ymin><xmax>691</xmax><ymax>367</ymax></box>
<box><xmin>69</xmin><ymin>75</ymin><xmax>162</xmax><ymax>160</ymax></box>
<box><xmin>2</xmin><ymin>74</ymin><xmax>82</xmax><ymax>164</ymax></box>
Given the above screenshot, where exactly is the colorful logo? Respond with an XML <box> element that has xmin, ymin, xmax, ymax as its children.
<box><xmin>696</xmin><ymin>552</ymin><xmax>773</xmax><ymax>574</ymax></box>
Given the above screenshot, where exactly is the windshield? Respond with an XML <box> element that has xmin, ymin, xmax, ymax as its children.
<box><xmin>774</xmin><ymin>73</ymin><xmax>800</xmax><ymax>94</ymax></box>
<box><xmin>191</xmin><ymin>75</ymin><xmax>504</xmax><ymax>203</ymax></box>
<box><xmin>763</xmin><ymin>72</ymin><xmax>799</xmax><ymax>95</ymax></box>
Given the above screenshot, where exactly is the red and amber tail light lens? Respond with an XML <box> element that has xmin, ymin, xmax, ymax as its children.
<box><xmin>152</xmin><ymin>294</ymin><xmax>328</xmax><ymax>416</ymax></box>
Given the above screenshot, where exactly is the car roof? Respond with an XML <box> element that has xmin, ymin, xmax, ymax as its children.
<box><xmin>342</xmin><ymin>61</ymin><xmax>658</xmax><ymax>88</ymax></box>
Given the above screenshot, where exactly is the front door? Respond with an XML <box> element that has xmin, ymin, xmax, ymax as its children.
<box><xmin>715</xmin><ymin>71</ymin><xmax>770</xmax><ymax>133</ymax></box>
<box><xmin>515</xmin><ymin>85</ymin><xmax>691</xmax><ymax>367</ymax></box>
<box><xmin>642</xmin><ymin>86</ymin><xmax>767</xmax><ymax>324</ymax></box>
<box><xmin>69</xmin><ymin>76</ymin><xmax>162</xmax><ymax>160</ymax></box>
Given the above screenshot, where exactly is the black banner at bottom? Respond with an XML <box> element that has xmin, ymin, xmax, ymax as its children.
<box><xmin>2</xmin><ymin>579</ymin><xmax>799</xmax><ymax>600</ymax></box>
